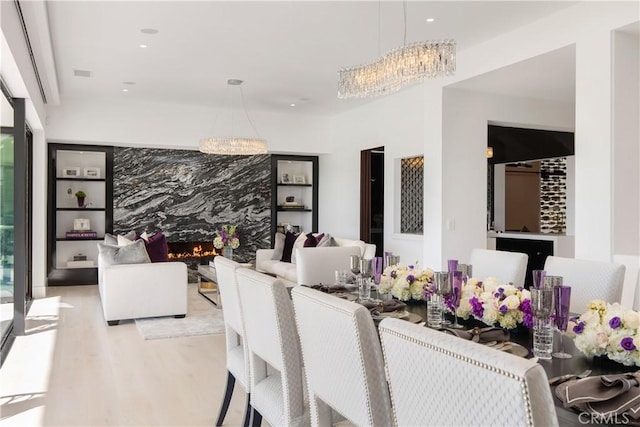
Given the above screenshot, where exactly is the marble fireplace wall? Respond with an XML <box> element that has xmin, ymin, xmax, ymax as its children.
<box><xmin>113</xmin><ymin>147</ymin><xmax>271</xmax><ymax>262</ymax></box>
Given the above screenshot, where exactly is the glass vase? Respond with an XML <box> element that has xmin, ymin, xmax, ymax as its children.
<box><xmin>223</xmin><ymin>246</ymin><xmax>233</xmax><ymax>260</ymax></box>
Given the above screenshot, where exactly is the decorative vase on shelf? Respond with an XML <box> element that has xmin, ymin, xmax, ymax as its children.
<box><xmin>76</xmin><ymin>197</ymin><xmax>85</xmax><ymax>208</ymax></box>
<box><xmin>223</xmin><ymin>246</ymin><xmax>233</xmax><ymax>260</ymax></box>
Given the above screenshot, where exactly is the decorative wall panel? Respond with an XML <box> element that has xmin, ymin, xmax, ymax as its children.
<box><xmin>540</xmin><ymin>157</ymin><xmax>567</xmax><ymax>234</ymax></box>
<box><xmin>400</xmin><ymin>156</ymin><xmax>424</xmax><ymax>234</ymax></box>
<box><xmin>113</xmin><ymin>148</ymin><xmax>271</xmax><ymax>263</ymax></box>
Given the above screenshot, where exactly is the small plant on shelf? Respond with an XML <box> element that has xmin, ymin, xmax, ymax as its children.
<box><xmin>75</xmin><ymin>190</ymin><xmax>86</xmax><ymax>207</ymax></box>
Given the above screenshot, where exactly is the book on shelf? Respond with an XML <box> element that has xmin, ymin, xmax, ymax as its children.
<box><xmin>279</xmin><ymin>204</ymin><xmax>305</xmax><ymax>209</ymax></box>
<box><xmin>66</xmin><ymin>230</ymin><xmax>98</xmax><ymax>239</ymax></box>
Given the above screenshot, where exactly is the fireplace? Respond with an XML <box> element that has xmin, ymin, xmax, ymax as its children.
<box><xmin>167</xmin><ymin>241</ymin><xmax>219</xmax><ymax>283</ymax></box>
<box><xmin>167</xmin><ymin>241</ymin><xmax>219</xmax><ymax>262</ymax></box>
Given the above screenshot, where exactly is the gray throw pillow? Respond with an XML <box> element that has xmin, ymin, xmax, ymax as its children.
<box><xmin>272</xmin><ymin>232</ymin><xmax>286</xmax><ymax>260</ymax></box>
<box><xmin>97</xmin><ymin>239</ymin><xmax>151</xmax><ymax>267</ymax></box>
<box><xmin>316</xmin><ymin>233</ymin><xmax>333</xmax><ymax>247</ymax></box>
<box><xmin>104</xmin><ymin>233</ymin><xmax>118</xmax><ymax>246</ymax></box>
<box><xmin>122</xmin><ymin>230</ymin><xmax>137</xmax><ymax>241</ymax></box>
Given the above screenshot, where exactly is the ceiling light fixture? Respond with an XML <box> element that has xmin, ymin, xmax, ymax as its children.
<box><xmin>338</xmin><ymin>1</ymin><xmax>455</xmax><ymax>99</ymax></box>
<box><xmin>199</xmin><ymin>79</ymin><xmax>267</xmax><ymax>156</ymax></box>
<box><xmin>426</xmin><ymin>18</ymin><xmax>435</xmax><ymax>23</ymax></box>
<box><xmin>139</xmin><ymin>44</ymin><xmax>148</xmax><ymax>48</ymax></box>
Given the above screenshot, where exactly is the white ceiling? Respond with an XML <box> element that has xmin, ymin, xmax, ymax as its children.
<box><xmin>44</xmin><ymin>1</ymin><xmax>581</xmax><ymax>116</ymax></box>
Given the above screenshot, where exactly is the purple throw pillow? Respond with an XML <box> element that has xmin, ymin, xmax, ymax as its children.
<box><xmin>145</xmin><ymin>232</ymin><xmax>169</xmax><ymax>262</ymax></box>
<box><xmin>281</xmin><ymin>231</ymin><xmax>299</xmax><ymax>263</ymax></box>
<box><xmin>304</xmin><ymin>232</ymin><xmax>320</xmax><ymax>247</ymax></box>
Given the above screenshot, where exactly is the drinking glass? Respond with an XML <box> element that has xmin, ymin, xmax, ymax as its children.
<box><xmin>531</xmin><ymin>287</ymin><xmax>554</xmax><ymax>359</ymax></box>
<box><xmin>543</xmin><ymin>275</ymin><xmax>563</xmax><ymax>289</ymax></box>
<box><xmin>372</xmin><ymin>256</ymin><xmax>383</xmax><ymax>286</ymax></box>
<box><xmin>428</xmin><ymin>272</ymin><xmax>451</xmax><ymax>328</ymax></box>
<box><xmin>532</xmin><ymin>270</ymin><xmax>546</xmax><ymax>289</ymax></box>
<box><xmin>447</xmin><ymin>259</ymin><xmax>458</xmax><ymax>273</ymax></box>
<box><xmin>449</xmin><ymin>271</ymin><xmax>464</xmax><ymax>329</ymax></box>
<box><xmin>386</xmin><ymin>255</ymin><xmax>400</xmax><ymax>267</ymax></box>
<box><xmin>357</xmin><ymin>258</ymin><xmax>372</xmax><ymax>301</ymax></box>
<box><xmin>350</xmin><ymin>255</ymin><xmax>361</xmax><ymax>276</ymax></box>
<box><xmin>458</xmin><ymin>264</ymin><xmax>472</xmax><ymax>284</ymax></box>
<box><xmin>383</xmin><ymin>251</ymin><xmax>393</xmax><ymax>268</ymax></box>
<box><xmin>552</xmin><ymin>285</ymin><xmax>572</xmax><ymax>359</ymax></box>
<box><xmin>334</xmin><ymin>270</ymin><xmax>348</xmax><ymax>287</ymax></box>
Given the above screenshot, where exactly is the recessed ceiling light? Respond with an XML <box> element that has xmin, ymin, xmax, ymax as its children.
<box><xmin>140</xmin><ymin>28</ymin><xmax>159</xmax><ymax>34</ymax></box>
<box><xmin>139</xmin><ymin>44</ymin><xmax>148</xmax><ymax>48</ymax></box>
<box><xmin>290</xmin><ymin>103</ymin><xmax>296</xmax><ymax>107</ymax></box>
<box><xmin>73</xmin><ymin>69</ymin><xmax>92</xmax><ymax>78</ymax></box>
<box><xmin>123</xmin><ymin>81</ymin><xmax>136</xmax><ymax>85</ymax></box>
<box><xmin>426</xmin><ymin>18</ymin><xmax>435</xmax><ymax>23</ymax></box>
<box><xmin>122</xmin><ymin>89</ymin><xmax>129</xmax><ymax>92</ymax></box>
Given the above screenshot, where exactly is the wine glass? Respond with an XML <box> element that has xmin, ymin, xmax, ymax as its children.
<box><xmin>350</xmin><ymin>255</ymin><xmax>361</xmax><ymax>276</ymax></box>
<box><xmin>449</xmin><ymin>271</ymin><xmax>464</xmax><ymax>329</ymax></box>
<box><xmin>359</xmin><ymin>258</ymin><xmax>372</xmax><ymax>301</ymax></box>
<box><xmin>552</xmin><ymin>285</ymin><xmax>572</xmax><ymax>359</ymax></box>
<box><xmin>532</xmin><ymin>269</ymin><xmax>546</xmax><ymax>289</ymax></box>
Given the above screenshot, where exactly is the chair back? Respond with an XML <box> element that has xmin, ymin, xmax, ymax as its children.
<box><xmin>379</xmin><ymin>318</ymin><xmax>558</xmax><ymax>427</ymax></box>
<box><xmin>469</xmin><ymin>248</ymin><xmax>528</xmax><ymax>286</ymax></box>
<box><xmin>236</xmin><ymin>268</ymin><xmax>307</xmax><ymax>426</ymax></box>
<box><xmin>295</xmin><ymin>246</ymin><xmax>361</xmax><ymax>286</ymax></box>
<box><xmin>213</xmin><ymin>256</ymin><xmax>249</xmax><ymax>390</ymax></box>
<box><xmin>544</xmin><ymin>256</ymin><xmax>626</xmax><ymax>313</ymax></box>
<box><xmin>291</xmin><ymin>286</ymin><xmax>393</xmax><ymax>427</ymax></box>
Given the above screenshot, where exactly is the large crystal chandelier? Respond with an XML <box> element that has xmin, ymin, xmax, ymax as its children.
<box><xmin>338</xmin><ymin>2</ymin><xmax>456</xmax><ymax>99</ymax></box>
<box><xmin>338</xmin><ymin>40</ymin><xmax>456</xmax><ymax>99</ymax></box>
<box><xmin>200</xmin><ymin>79</ymin><xmax>267</xmax><ymax>155</ymax></box>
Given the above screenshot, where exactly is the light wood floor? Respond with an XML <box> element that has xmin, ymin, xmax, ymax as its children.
<box><xmin>0</xmin><ymin>285</ymin><xmax>247</xmax><ymax>426</ymax></box>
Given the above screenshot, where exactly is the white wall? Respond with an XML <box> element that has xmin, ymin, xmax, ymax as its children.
<box><xmin>324</xmin><ymin>85</ymin><xmax>426</xmax><ymax>263</ymax></box>
<box><xmin>46</xmin><ymin>97</ymin><xmax>331</xmax><ymax>153</ymax></box>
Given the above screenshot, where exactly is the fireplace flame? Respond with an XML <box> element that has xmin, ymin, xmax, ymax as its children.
<box><xmin>168</xmin><ymin>244</ymin><xmax>218</xmax><ymax>260</ymax></box>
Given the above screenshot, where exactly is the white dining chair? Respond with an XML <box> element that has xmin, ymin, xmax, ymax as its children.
<box><xmin>544</xmin><ymin>256</ymin><xmax>626</xmax><ymax>313</ymax></box>
<box><xmin>236</xmin><ymin>268</ymin><xmax>309</xmax><ymax>427</ymax></box>
<box><xmin>291</xmin><ymin>286</ymin><xmax>394</xmax><ymax>427</ymax></box>
<box><xmin>379</xmin><ymin>318</ymin><xmax>558</xmax><ymax>427</ymax></box>
<box><xmin>295</xmin><ymin>246</ymin><xmax>361</xmax><ymax>286</ymax></box>
<box><xmin>469</xmin><ymin>248</ymin><xmax>528</xmax><ymax>286</ymax></box>
<box><xmin>213</xmin><ymin>256</ymin><xmax>252</xmax><ymax>427</ymax></box>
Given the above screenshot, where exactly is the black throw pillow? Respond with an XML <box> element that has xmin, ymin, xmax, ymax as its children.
<box><xmin>281</xmin><ymin>231</ymin><xmax>299</xmax><ymax>263</ymax></box>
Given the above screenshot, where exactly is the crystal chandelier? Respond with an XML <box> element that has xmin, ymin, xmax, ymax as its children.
<box><xmin>338</xmin><ymin>2</ymin><xmax>456</xmax><ymax>99</ymax></box>
<box><xmin>200</xmin><ymin>79</ymin><xmax>267</xmax><ymax>155</ymax></box>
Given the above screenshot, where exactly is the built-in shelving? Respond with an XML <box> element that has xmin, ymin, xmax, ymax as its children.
<box><xmin>270</xmin><ymin>155</ymin><xmax>318</xmax><ymax>244</ymax></box>
<box><xmin>47</xmin><ymin>143</ymin><xmax>114</xmax><ymax>285</ymax></box>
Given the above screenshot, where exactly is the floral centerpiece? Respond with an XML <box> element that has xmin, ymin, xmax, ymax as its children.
<box><xmin>567</xmin><ymin>300</ymin><xmax>639</xmax><ymax>367</ymax></box>
<box><xmin>455</xmin><ymin>277</ymin><xmax>533</xmax><ymax>330</ymax></box>
<box><xmin>378</xmin><ymin>264</ymin><xmax>434</xmax><ymax>301</ymax></box>
<box><xmin>213</xmin><ymin>225</ymin><xmax>240</xmax><ymax>251</ymax></box>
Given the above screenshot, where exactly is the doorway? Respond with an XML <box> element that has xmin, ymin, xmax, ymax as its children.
<box><xmin>360</xmin><ymin>147</ymin><xmax>384</xmax><ymax>257</ymax></box>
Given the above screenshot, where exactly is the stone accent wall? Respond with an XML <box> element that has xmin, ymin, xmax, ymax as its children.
<box><xmin>113</xmin><ymin>147</ymin><xmax>271</xmax><ymax>262</ymax></box>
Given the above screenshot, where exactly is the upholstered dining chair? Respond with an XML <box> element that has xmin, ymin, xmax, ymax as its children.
<box><xmin>379</xmin><ymin>318</ymin><xmax>558</xmax><ymax>426</ymax></box>
<box><xmin>469</xmin><ymin>248</ymin><xmax>528</xmax><ymax>286</ymax></box>
<box><xmin>291</xmin><ymin>286</ymin><xmax>394</xmax><ymax>427</ymax></box>
<box><xmin>213</xmin><ymin>256</ymin><xmax>252</xmax><ymax>427</ymax></box>
<box><xmin>236</xmin><ymin>268</ymin><xmax>309</xmax><ymax>427</ymax></box>
<box><xmin>544</xmin><ymin>256</ymin><xmax>626</xmax><ymax>313</ymax></box>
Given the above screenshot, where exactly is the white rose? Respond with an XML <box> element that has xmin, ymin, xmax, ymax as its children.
<box><xmin>503</xmin><ymin>294</ymin><xmax>521</xmax><ymax>310</ymax></box>
<box><xmin>580</xmin><ymin>310</ymin><xmax>598</xmax><ymax>325</ymax></box>
<box><xmin>483</xmin><ymin>277</ymin><xmax>499</xmax><ymax>293</ymax></box>
<box><xmin>467</xmin><ymin>278</ymin><xmax>479</xmax><ymax>287</ymax></box>
<box><xmin>502</xmin><ymin>285</ymin><xmax>517</xmax><ymax>296</ymax></box>
<box><xmin>623</xmin><ymin>311</ymin><xmax>640</xmax><ymax>329</ymax></box>
<box><xmin>634</xmin><ymin>334</ymin><xmax>640</xmax><ymax>350</ymax></box>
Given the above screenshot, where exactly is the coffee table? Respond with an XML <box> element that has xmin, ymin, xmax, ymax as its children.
<box><xmin>197</xmin><ymin>264</ymin><xmax>220</xmax><ymax>306</ymax></box>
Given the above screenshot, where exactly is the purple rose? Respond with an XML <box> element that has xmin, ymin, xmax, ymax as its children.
<box><xmin>497</xmin><ymin>287</ymin><xmax>504</xmax><ymax>294</ymax></box>
<box><xmin>406</xmin><ymin>274</ymin><xmax>415</xmax><ymax>284</ymax></box>
<box><xmin>494</xmin><ymin>292</ymin><xmax>500</xmax><ymax>298</ymax></box>
<box><xmin>499</xmin><ymin>305</ymin><xmax>508</xmax><ymax>314</ymax></box>
<box><xmin>408</xmin><ymin>265</ymin><xmax>414</xmax><ymax>270</ymax></box>
<box><xmin>523</xmin><ymin>313</ymin><xmax>533</xmax><ymax>329</ymax></box>
<box><xmin>621</xmin><ymin>337</ymin><xmax>636</xmax><ymax>351</ymax></box>
<box><xmin>390</xmin><ymin>271</ymin><xmax>397</xmax><ymax>279</ymax></box>
<box><xmin>609</xmin><ymin>316</ymin><xmax>622</xmax><ymax>329</ymax></box>
<box><xmin>470</xmin><ymin>296</ymin><xmax>484</xmax><ymax>318</ymax></box>
<box><xmin>573</xmin><ymin>321</ymin><xmax>585</xmax><ymax>334</ymax></box>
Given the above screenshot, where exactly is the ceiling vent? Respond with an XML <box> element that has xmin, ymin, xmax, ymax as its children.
<box><xmin>73</xmin><ymin>69</ymin><xmax>92</xmax><ymax>78</ymax></box>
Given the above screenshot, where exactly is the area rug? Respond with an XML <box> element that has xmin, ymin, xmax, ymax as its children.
<box><xmin>135</xmin><ymin>284</ymin><xmax>225</xmax><ymax>340</ymax></box>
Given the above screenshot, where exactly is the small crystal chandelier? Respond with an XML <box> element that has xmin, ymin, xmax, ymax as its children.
<box><xmin>200</xmin><ymin>79</ymin><xmax>267</xmax><ymax>155</ymax></box>
<box><xmin>338</xmin><ymin>2</ymin><xmax>456</xmax><ymax>99</ymax></box>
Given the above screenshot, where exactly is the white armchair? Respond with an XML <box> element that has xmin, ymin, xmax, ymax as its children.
<box><xmin>98</xmin><ymin>262</ymin><xmax>188</xmax><ymax>326</ymax></box>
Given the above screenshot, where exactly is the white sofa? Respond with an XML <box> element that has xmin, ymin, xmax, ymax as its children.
<box><xmin>98</xmin><ymin>262</ymin><xmax>188</xmax><ymax>325</ymax></box>
<box><xmin>256</xmin><ymin>236</ymin><xmax>376</xmax><ymax>287</ymax></box>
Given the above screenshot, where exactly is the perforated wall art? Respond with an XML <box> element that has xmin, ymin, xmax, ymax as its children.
<box><xmin>400</xmin><ymin>156</ymin><xmax>424</xmax><ymax>234</ymax></box>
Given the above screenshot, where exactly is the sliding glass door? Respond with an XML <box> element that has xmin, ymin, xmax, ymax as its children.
<box><xmin>0</xmin><ymin>93</ymin><xmax>15</xmax><ymax>346</ymax></box>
